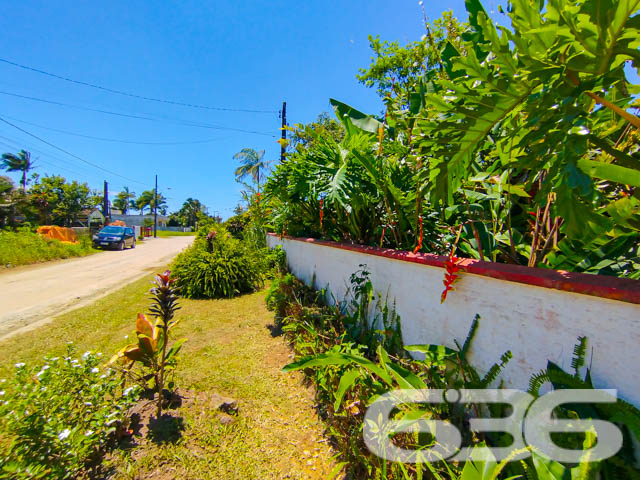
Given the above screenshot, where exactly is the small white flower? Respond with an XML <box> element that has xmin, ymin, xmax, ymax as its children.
<box><xmin>124</xmin><ymin>335</ymin><xmax>129</xmax><ymax>339</ymax></box>
<box><xmin>82</xmin><ymin>351</ymin><xmax>91</xmax><ymax>360</ymax></box>
<box><xmin>71</xmin><ymin>359</ymin><xmax>78</xmax><ymax>364</ymax></box>
<box><xmin>14</xmin><ymin>363</ymin><xmax>25</xmax><ymax>368</ymax></box>
<box><xmin>84</xmin><ymin>402</ymin><xmax>93</xmax><ymax>407</ymax></box>
<box><xmin>0</xmin><ymin>391</ymin><xmax>4</xmax><ymax>396</ymax></box>
<box><xmin>58</xmin><ymin>429</ymin><xmax>71</xmax><ymax>440</ymax></box>
<box><xmin>85</xmin><ymin>430</ymin><xmax>94</xmax><ymax>436</ymax></box>
<box><xmin>421</xmin><ymin>34</ymin><xmax>427</xmax><ymax>41</ymax></box>
<box><xmin>123</xmin><ymin>386</ymin><xmax>135</xmax><ymax>396</ymax></box>
<box><xmin>91</xmin><ymin>367</ymin><xmax>99</xmax><ymax>373</ymax></box>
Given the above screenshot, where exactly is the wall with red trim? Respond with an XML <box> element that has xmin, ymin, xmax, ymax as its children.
<box><xmin>267</xmin><ymin>234</ymin><xmax>640</xmax><ymax>406</ymax></box>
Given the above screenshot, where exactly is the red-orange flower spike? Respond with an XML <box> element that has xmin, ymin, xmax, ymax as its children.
<box><xmin>441</xmin><ymin>249</ymin><xmax>464</xmax><ymax>304</ymax></box>
<box><xmin>319</xmin><ymin>199</ymin><xmax>324</xmax><ymax>229</ymax></box>
<box><xmin>413</xmin><ymin>217</ymin><xmax>423</xmax><ymax>254</ymax></box>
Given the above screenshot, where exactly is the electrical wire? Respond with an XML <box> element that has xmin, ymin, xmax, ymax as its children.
<box><xmin>0</xmin><ymin>57</ymin><xmax>277</xmax><ymax>114</ymax></box>
<box><xmin>1</xmin><ymin>114</ymin><xmax>232</xmax><ymax>145</ymax></box>
<box><xmin>0</xmin><ymin>90</ymin><xmax>277</xmax><ymax>137</ymax></box>
<box><xmin>0</xmin><ymin>116</ymin><xmax>152</xmax><ymax>188</ymax></box>
<box><xmin>0</xmin><ymin>133</ymin><xmax>106</xmax><ymax>179</ymax></box>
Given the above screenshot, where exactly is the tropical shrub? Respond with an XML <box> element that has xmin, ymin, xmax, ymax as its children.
<box><xmin>172</xmin><ymin>225</ymin><xmax>264</xmax><ymax>298</ymax></box>
<box><xmin>270</xmin><ymin>271</ymin><xmax>640</xmax><ymax>479</ymax></box>
<box><xmin>111</xmin><ymin>270</ymin><xmax>184</xmax><ymax>418</ymax></box>
<box><xmin>264</xmin><ymin>0</ymin><xmax>640</xmax><ymax>278</ymax></box>
<box><xmin>0</xmin><ymin>346</ymin><xmax>139</xmax><ymax>479</ymax></box>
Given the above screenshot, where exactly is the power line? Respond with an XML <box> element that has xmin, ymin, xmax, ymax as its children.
<box><xmin>0</xmin><ymin>116</ymin><xmax>152</xmax><ymax>188</ymax></box>
<box><xmin>0</xmin><ymin>57</ymin><xmax>278</xmax><ymax>114</ymax></box>
<box><xmin>2</xmin><ymin>114</ymin><xmax>232</xmax><ymax>146</ymax></box>
<box><xmin>0</xmin><ymin>90</ymin><xmax>277</xmax><ymax>137</ymax></box>
<box><xmin>0</xmin><ymin>133</ymin><xmax>104</xmax><ymax>178</ymax></box>
<box><xmin>0</xmin><ymin>138</ymin><xmax>119</xmax><ymax>188</ymax></box>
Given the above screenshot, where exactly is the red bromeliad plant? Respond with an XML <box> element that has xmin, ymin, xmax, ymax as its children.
<box><xmin>440</xmin><ymin>249</ymin><xmax>463</xmax><ymax>304</ymax></box>
<box><xmin>111</xmin><ymin>270</ymin><xmax>184</xmax><ymax>417</ymax></box>
<box><xmin>441</xmin><ymin>226</ymin><xmax>464</xmax><ymax>304</ymax></box>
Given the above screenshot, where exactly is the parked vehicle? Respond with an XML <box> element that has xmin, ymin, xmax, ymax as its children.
<box><xmin>92</xmin><ymin>226</ymin><xmax>136</xmax><ymax>250</ymax></box>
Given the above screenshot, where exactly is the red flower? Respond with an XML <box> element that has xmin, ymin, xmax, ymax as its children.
<box><xmin>319</xmin><ymin>199</ymin><xmax>324</xmax><ymax>229</ymax></box>
<box><xmin>441</xmin><ymin>249</ymin><xmax>463</xmax><ymax>304</ymax></box>
<box><xmin>413</xmin><ymin>217</ymin><xmax>423</xmax><ymax>254</ymax></box>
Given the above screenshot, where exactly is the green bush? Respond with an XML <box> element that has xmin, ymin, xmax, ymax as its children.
<box><xmin>0</xmin><ymin>231</ymin><xmax>96</xmax><ymax>268</ymax></box>
<box><xmin>172</xmin><ymin>227</ymin><xmax>264</xmax><ymax>299</ymax></box>
<box><xmin>261</xmin><ymin>245</ymin><xmax>286</xmax><ymax>279</ymax></box>
<box><xmin>0</xmin><ymin>345</ymin><xmax>140</xmax><ymax>479</ymax></box>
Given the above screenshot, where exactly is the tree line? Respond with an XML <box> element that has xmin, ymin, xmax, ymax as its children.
<box><xmin>1</xmin><ymin>149</ymin><xmax>210</xmax><ymax>229</ymax></box>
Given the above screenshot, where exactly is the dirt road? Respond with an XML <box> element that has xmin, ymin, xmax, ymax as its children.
<box><xmin>0</xmin><ymin>236</ymin><xmax>194</xmax><ymax>340</ymax></box>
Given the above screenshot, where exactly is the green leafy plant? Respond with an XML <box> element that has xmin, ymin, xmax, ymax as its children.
<box><xmin>0</xmin><ymin>345</ymin><xmax>139</xmax><ymax>479</ymax></box>
<box><xmin>263</xmin><ymin>0</ymin><xmax>640</xmax><ymax>280</ymax></box>
<box><xmin>111</xmin><ymin>270</ymin><xmax>183</xmax><ymax>417</ymax></box>
<box><xmin>172</xmin><ymin>226</ymin><xmax>264</xmax><ymax>298</ymax></box>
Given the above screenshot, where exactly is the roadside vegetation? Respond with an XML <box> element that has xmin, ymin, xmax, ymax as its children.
<box><xmin>1</xmin><ymin>0</ymin><xmax>638</xmax><ymax>478</ymax></box>
<box><xmin>155</xmin><ymin>230</ymin><xmax>195</xmax><ymax>237</ymax></box>
<box><xmin>0</xmin><ymin>229</ymin><xmax>96</xmax><ymax>269</ymax></box>
<box><xmin>263</xmin><ymin>1</ymin><xmax>640</xmax><ymax>279</ymax></box>
<box><xmin>0</xmin><ymin>271</ymin><xmax>335</xmax><ymax>479</ymax></box>
<box><xmin>268</xmin><ymin>270</ymin><xmax>640</xmax><ymax>479</ymax></box>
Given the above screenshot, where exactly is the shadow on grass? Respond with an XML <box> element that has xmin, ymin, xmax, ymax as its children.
<box><xmin>148</xmin><ymin>414</ymin><xmax>186</xmax><ymax>444</ymax></box>
<box><xmin>266</xmin><ymin>322</ymin><xmax>283</xmax><ymax>337</ymax></box>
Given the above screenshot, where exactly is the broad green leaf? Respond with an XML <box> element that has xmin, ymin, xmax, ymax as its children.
<box><xmin>330</xmin><ymin>98</ymin><xmax>382</xmax><ymax>135</ymax></box>
<box><xmin>333</xmin><ymin>369</ymin><xmax>362</xmax><ymax>412</ymax></box>
<box><xmin>577</xmin><ymin>158</ymin><xmax>640</xmax><ymax>188</ymax></box>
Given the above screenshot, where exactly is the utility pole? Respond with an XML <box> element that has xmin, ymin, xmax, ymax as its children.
<box><xmin>103</xmin><ymin>181</ymin><xmax>109</xmax><ymax>221</ymax></box>
<box><xmin>280</xmin><ymin>101</ymin><xmax>287</xmax><ymax>163</ymax></box>
<box><xmin>154</xmin><ymin>174</ymin><xmax>158</xmax><ymax>238</ymax></box>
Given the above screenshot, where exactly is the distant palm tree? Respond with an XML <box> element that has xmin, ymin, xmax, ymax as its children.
<box><xmin>233</xmin><ymin>148</ymin><xmax>267</xmax><ymax>192</ymax></box>
<box><xmin>113</xmin><ymin>187</ymin><xmax>136</xmax><ymax>214</ymax></box>
<box><xmin>1</xmin><ymin>150</ymin><xmax>34</xmax><ymax>192</ymax></box>
<box><xmin>136</xmin><ymin>190</ymin><xmax>155</xmax><ymax>215</ymax></box>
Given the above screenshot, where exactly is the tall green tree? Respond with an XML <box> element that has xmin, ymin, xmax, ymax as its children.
<box><xmin>137</xmin><ymin>190</ymin><xmax>168</xmax><ymax>216</ymax></box>
<box><xmin>233</xmin><ymin>148</ymin><xmax>267</xmax><ymax>192</ymax></box>
<box><xmin>135</xmin><ymin>190</ymin><xmax>154</xmax><ymax>215</ymax></box>
<box><xmin>29</xmin><ymin>175</ymin><xmax>96</xmax><ymax>225</ymax></box>
<box><xmin>112</xmin><ymin>187</ymin><xmax>136</xmax><ymax>214</ymax></box>
<box><xmin>175</xmin><ymin>198</ymin><xmax>206</xmax><ymax>227</ymax></box>
<box><xmin>150</xmin><ymin>192</ymin><xmax>168</xmax><ymax>216</ymax></box>
<box><xmin>1</xmin><ymin>150</ymin><xmax>35</xmax><ymax>192</ymax></box>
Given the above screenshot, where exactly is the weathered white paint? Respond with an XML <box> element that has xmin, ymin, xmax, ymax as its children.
<box><xmin>268</xmin><ymin>235</ymin><xmax>640</xmax><ymax>406</ymax></box>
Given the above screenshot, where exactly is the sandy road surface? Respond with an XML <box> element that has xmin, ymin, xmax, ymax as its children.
<box><xmin>0</xmin><ymin>236</ymin><xmax>194</xmax><ymax>341</ymax></box>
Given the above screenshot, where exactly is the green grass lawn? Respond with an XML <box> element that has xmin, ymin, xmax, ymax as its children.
<box><xmin>0</xmin><ymin>231</ymin><xmax>97</xmax><ymax>269</ymax></box>
<box><xmin>155</xmin><ymin>230</ymin><xmax>196</xmax><ymax>237</ymax></box>
<box><xmin>0</xmin><ymin>272</ymin><xmax>335</xmax><ymax>479</ymax></box>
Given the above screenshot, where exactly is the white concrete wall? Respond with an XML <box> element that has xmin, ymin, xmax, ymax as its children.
<box><xmin>268</xmin><ymin>235</ymin><xmax>640</xmax><ymax>406</ymax></box>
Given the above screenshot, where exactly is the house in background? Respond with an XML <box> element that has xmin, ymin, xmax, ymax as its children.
<box><xmin>76</xmin><ymin>208</ymin><xmax>105</xmax><ymax>230</ymax></box>
<box><xmin>110</xmin><ymin>210</ymin><xmax>169</xmax><ymax>228</ymax></box>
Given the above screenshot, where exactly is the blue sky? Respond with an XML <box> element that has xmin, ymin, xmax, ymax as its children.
<box><xmin>0</xmin><ymin>1</ymin><xmax>475</xmax><ymax>217</ymax></box>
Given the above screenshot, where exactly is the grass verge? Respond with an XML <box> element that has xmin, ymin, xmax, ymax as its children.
<box><xmin>0</xmin><ymin>272</ymin><xmax>335</xmax><ymax>479</ymax></box>
<box><xmin>155</xmin><ymin>230</ymin><xmax>195</xmax><ymax>237</ymax></box>
<box><xmin>0</xmin><ymin>231</ymin><xmax>97</xmax><ymax>269</ymax></box>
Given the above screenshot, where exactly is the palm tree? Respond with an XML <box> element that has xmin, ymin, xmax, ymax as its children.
<box><xmin>136</xmin><ymin>190</ymin><xmax>154</xmax><ymax>214</ymax></box>
<box><xmin>113</xmin><ymin>187</ymin><xmax>136</xmax><ymax>214</ymax></box>
<box><xmin>233</xmin><ymin>148</ymin><xmax>267</xmax><ymax>193</ymax></box>
<box><xmin>1</xmin><ymin>150</ymin><xmax>34</xmax><ymax>192</ymax></box>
